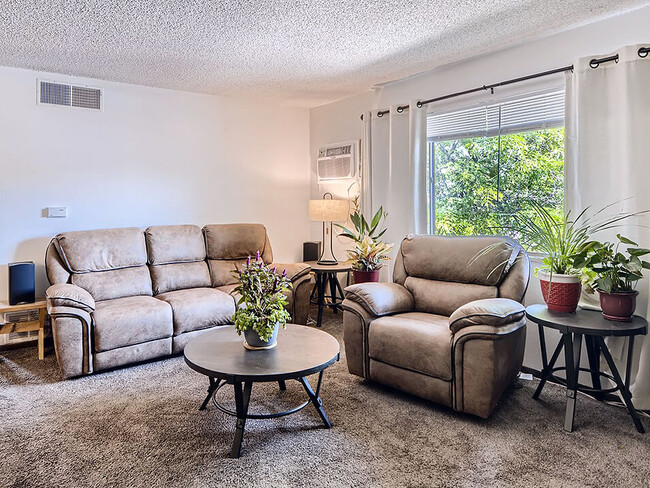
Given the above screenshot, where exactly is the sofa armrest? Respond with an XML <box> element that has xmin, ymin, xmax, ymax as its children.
<box><xmin>47</xmin><ymin>305</ymin><xmax>94</xmax><ymax>379</ymax></box>
<box><xmin>343</xmin><ymin>282</ymin><xmax>414</xmax><ymax>317</ymax></box>
<box><xmin>46</xmin><ymin>283</ymin><xmax>95</xmax><ymax>312</ymax></box>
<box><xmin>270</xmin><ymin>262</ymin><xmax>311</xmax><ymax>282</ymax></box>
<box><xmin>449</xmin><ymin>298</ymin><xmax>525</xmax><ymax>334</ymax></box>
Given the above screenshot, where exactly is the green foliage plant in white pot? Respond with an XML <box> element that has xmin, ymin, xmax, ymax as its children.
<box><xmin>232</xmin><ymin>251</ymin><xmax>291</xmax><ymax>350</ymax></box>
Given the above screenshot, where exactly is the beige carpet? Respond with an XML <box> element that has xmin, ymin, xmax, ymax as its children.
<box><xmin>1</xmin><ymin>307</ymin><xmax>648</xmax><ymax>488</ymax></box>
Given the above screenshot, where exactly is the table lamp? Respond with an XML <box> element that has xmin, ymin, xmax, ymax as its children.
<box><xmin>309</xmin><ymin>193</ymin><xmax>349</xmax><ymax>265</ymax></box>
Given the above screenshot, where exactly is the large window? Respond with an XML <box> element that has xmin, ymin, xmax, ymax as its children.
<box><xmin>427</xmin><ymin>90</ymin><xmax>565</xmax><ymax>239</ymax></box>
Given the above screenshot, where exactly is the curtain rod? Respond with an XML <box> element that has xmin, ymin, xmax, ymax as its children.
<box><xmin>360</xmin><ymin>47</ymin><xmax>649</xmax><ymax>120</ymax></box>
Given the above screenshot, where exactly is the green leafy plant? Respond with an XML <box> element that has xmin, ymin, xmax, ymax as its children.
<box><xmin>231</xmin><ymin>251</ymin><xmax>291</xmax><ymax>341</ymax></box>
<box><xmin>574</xmin><ymin>235</ymin><xmax>650</xmax><ymax>293</ymax></box>
<box><xmin>335</xmin><ymin>199</ymin><xmax>394</xmax><ymax>271</ymax></box>
<box><xmin>335</xmin><ymin>199</ymin><xmax>388</xmax><ymax>244</ymax></box>
<box><xmin>344</xmin><ymin>235</ymin><xmax>394</xmax><ymax>272</ymax></box>
<box><xmin>505</xmin><ymin>201</ymin><xmax>647</xmax><ymax>276</ymax></box>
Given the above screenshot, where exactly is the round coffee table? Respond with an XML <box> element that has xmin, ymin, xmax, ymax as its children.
<box><xmin>184</xmin><ymin>324</ymin><xmax>340</xmax><ymax>457</ymax></box>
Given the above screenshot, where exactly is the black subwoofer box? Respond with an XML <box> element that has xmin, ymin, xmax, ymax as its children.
<box><xmin>9</xmin><ymin>261</ymin><xmax>35</xmax><ymax>305</ymax></box>
<box><xmin>303</xmin><ymin>241</ymin><xmax>322</xmax><ymax>262</ymax></box>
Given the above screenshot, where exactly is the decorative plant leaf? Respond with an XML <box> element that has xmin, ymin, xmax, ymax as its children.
<box><xmin>617</xmin><ymin>234</ymin><xmax>638</xmax><ymax>246</ymax></box>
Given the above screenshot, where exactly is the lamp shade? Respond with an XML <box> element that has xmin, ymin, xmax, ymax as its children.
<box><xmin>309</xmin><ymin>199</ymin><xmax>349</xmax><ymax>222</ymax></box>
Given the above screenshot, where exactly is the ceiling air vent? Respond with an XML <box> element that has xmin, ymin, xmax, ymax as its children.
<box><xmin>39</xmin><ymin>80</ymin><xmax>102</xmax><ymax>110</ymax></box>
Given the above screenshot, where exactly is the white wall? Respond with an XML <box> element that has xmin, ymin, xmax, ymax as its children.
<box><xmin>308</xmin><ymin>5</ymin><xmax>650</xmax><ymax>370</ymax></box>
<box><xmin>0</xmin><ymin>67</ymin><xmax>310</xmax><ymax>299</ymax></box>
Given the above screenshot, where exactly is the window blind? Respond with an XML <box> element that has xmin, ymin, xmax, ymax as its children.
<box><xmin>427</xmin><ymin>89</ymin><xmax>565</xmax><ymax>142</ymax></box>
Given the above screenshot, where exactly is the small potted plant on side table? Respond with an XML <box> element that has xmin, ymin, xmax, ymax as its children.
<box><xmin>232</xmin><ymin>252</ymin><xmax>292</xmax><ymax>350</ymax></box>
<box><xmin>575</xmin><ymin>234</ymin><xmax>650</xmax><ymax>322</ymax></box>
<box><xmin>335</xmin><ymin>204</ymin><xmax>393</xmax><ymax>284</ymax></box>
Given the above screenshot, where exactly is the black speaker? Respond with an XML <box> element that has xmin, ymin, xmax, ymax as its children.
<box><xmin>9</xmin><ymin>261</ymin><xmax>35</xmax><ymax>305</ymax></box>
<box><xmin>303</xmin><ymin>241</ymin><xmax>322</xmax><ymax>262</ymax></box>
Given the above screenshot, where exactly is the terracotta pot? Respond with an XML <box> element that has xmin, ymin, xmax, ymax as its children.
<box><xmin>538</xmin><ymin>271</ymin><xmax>581</xmax><ymax>313</ymax></box>
<box><xmin>599</xmin><ymin>290</ymin><xmax>639</xmax><ymax>322</ymax></box>
<box><xmin>353</xmin><ymin>270</ymin><xmax>380</xmax><ymax>284</ymax></box>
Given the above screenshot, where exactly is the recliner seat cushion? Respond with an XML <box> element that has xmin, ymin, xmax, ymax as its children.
<box><xmin>368</xmin><ymin>312</ymin><xmax>453</xmax><ymax>381</ymax></box>
<box><xmin>93</xmin><ymin>296</ymin><xmax>173</xmax><ymax>352</ymax></box>
<box><xmin>156</xmin><ymin>288</ymin><xmax>235</xmax><ymax>335</ymax></box>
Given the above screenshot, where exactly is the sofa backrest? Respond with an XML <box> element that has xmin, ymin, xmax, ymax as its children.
<box><xmin>203</xmin><ymin>223</ymin><xmax>273</xmax><ymax>287</ymax></box>
<box><xmin>51</xmin><ymin>228</ymin><xmax>153</xmax><ymax>301</ymax></box>
<box><xmin>145</xmin><ymin>225</ymin><xmax>211</xmax><ymax>295</ymax></box>
<box><xmin>393</xmin><ymin>235</ymin><xmax>529</xmax><ymax>316</ymax></box>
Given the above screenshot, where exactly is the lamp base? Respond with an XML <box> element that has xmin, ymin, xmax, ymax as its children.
<box><xmin>316</xmin><ymin>259</ymin><xmax>338</xmax><ymax>266</ymax></box>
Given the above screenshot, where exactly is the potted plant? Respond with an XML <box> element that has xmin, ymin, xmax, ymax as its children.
<box><xmin>574</xmin><ymin>234</ymin><xmax>650</xmax><ymax>321</ymax></box>
<box><xmin>503</xmin><ymin>201</ymin><xmax>645</xmax><ymax>313</ymax></box>
<box><xmin>335</xmin><ymin>202</ymin><xmax>394</xmax><ymax>283</ymax></box>
<box><xmin>231</xmin><ymin>251</ymin><xmax>292</xmax><ymax>350</ymax></box>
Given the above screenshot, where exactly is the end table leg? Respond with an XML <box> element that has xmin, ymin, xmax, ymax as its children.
<box><xmin>278</xmin><ymin>380</ymin><xmax>286</xmax><ymax>391</ymax></box>
<box><xmin>38</xmin><ymin>308</ymin><xmax>46</xmax><ymax>360</ymax></box>
<box><xmin>533</xmin><ymin>334</ymin><xmax>565</xmax><ymax>399</ymax></box>
<box><xmin>231</xmin><ymin>381</ymin><xmax>253</xmax><ymax>458</ymax></box>
<box><xmin>316</xmin><ymin>274</ymin><xmax>325</xmax><ymax>328</ymax></box>
<box><xmin>299</xmin><ymin>372</ymin><xmax>331</xmax><ymax>428</ymax></box>
<box><xmin>563</xmin><ymin>333</ymin><xmax>582</xmax><ymax>432</ymax></box>
<box><xmin>596</xmin><ymin>337</ymin><xmax>645</xmax><ymax>434</ymax></box>
<box><xmin>585</xmin><ymin>335</ymin><xmax>602</xmax><ymax>400</ymax></box>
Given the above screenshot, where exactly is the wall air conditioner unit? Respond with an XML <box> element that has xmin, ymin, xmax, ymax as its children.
<box><xmin>317</xmin><ymin>141</ymin><xmax>358</xmax><ymax>181</ymax></box>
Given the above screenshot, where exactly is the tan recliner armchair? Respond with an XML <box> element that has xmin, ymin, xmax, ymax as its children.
<box><xmin>342</xmin><ymin>235</ymin><xmax>530</xmax><ymax>419</ymax></box>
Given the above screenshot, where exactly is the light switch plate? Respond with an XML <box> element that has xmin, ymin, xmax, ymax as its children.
<box><xmin>47</xmin><ymin>206</ymin><xmax>67</xmax><ymax>218</ymax></box>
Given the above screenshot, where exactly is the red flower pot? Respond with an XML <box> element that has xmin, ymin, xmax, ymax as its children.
<box><xmin>353</xmin><ymin>270</ymin><xmax>380</xmax><ymax>284</ymax></box>
<box><xmin>539</xmin><ymin>272</ymin><xmax>581</xmax><ymax>313</ymax></box>
<box><xmin>599</xmin><ymin>290</ymin><xmax>639</xmax><ymax>322</ymax></box>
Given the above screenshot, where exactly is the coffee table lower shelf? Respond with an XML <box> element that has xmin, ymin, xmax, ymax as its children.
<box><xmin>198</xmin><ymin>371</ymin><xmax>331</xmax><ymax>458</ymax></box>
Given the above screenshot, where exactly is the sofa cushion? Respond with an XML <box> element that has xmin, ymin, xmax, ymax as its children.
<box><xmin>145</xmin><ymin>225</ymin><xmax>206</xmax><ymax>265</ymax></box>
<box><xmin>368</xmin><ymin>312</ymin><xmax>453</xmax><ymax>381</ymax></box>
<box><xmin>204</xmin><ymin>223</ymin><xmax>272</xmax><ymax>262</ymax></box>
<box><xmin>150</xmin><ymin>261</ymin><xmax>211</xmax><ymax>295</ymax></box>
<box><xmin>72</xmin><ymin>266</ymin><xmax>153</xmax><ymax>301</ymax></box>
<box><xmin>156</xmin><ymin>288</ymin><xmax>235</xmax><ymax>335</ymax></box>
<box><xmin>449</xmin><ymin>298</ymin><xmax>526</xmax><ymax>333</ymax></box>
<box><xmin>405</xmin><ymin>276</ymin><xmax>497</xmax><ymax>317</ymax></box>
<box><xmin>400</xmin><ymin>235</ymin><xmax>519</xmax><ymax>286</ymax></box>
<box><xmin>93</xmin><ymin>296</ymin><xmax>173</xmax><ymax>352</ymax></box>
<box><xmin>54</xmin><ymin>227</ymin><xmax>147</xmax><ymax>273</ymax></box>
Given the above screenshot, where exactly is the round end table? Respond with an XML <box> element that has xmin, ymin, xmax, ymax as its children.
<box><xmin>526</xmin><ymin>304</ymin><xmax>647</xmax><ymax>433</ymax></box>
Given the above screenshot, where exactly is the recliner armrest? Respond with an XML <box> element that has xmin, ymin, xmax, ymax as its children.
<box><xmin>343</xmin><ymin>282</ymin><xmax>414</xmax><ymax>317</ymax></box>
<box><xmin>449</xmin><ymin>298</ymin><xmax>524</xmax><ymax>333</ymax></box>
<box><xmin>46</xmin><ymin>283</ymin><xmax>95</xmax><ymax>313</ymax></box>
<box><xmin>270</xmin><ymin>262</ymin><xmax>311</xmax><ymax>282</ymax></box>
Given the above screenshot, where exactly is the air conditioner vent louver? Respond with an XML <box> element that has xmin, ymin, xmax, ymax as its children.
<box><xmin>317</xmin><ymin>141</ymin><xmax>358</xmax><ymax>181</ymax></box>
<box><xmin>39</xmin><ymin>80</ymin><xmax>102</xmax><ymax>110</ymax></box>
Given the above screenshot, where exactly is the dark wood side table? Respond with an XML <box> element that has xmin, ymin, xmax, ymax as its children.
<box><xmin>305</xmin><ymin>261</ymin><xmax>351</xmax><ymax>328</ymax></box>
<box><xmin>184</xmin><ymin>324</ymin><xmax>340</xmax><ymax>457</ymax></box>
<box><xmin>526</xmin><ymin>304</ymin><xmax>647</xmax><ymax>433</ymax></box>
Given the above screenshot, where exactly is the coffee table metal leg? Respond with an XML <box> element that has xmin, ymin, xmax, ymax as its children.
<box><xmin>596</xmin><ymin>336</ymin><xmax>645</xmax><ymax>434</ymax></box>
<box><xmin>199</xmin><ymin>377</ymin><xmax>221</xmax><ymax>411</ymax></box>
<box><xmin>533</xmin><ymin>334</ymin><xmax>565</xmax><ymax>399</ymax></box>
<box><xmin>231</xmin><ymin>381</ymin><xmax>253</xmax><ymax>458</ymax></box>
<box><xmin>564</xmin><ymin>332</ymin><xmax>582</xmax><ymax>432</ymax></box>
<box><xmin>278</xmin><ymin>380</ymin><xmax>286</xmax><ymax>391</ymax></box>
<box><xmin>299</xmin><ymin>371</ymin><xmax>331</xmax><ymax>428</ymax></box>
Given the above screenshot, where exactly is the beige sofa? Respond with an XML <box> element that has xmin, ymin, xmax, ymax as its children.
<box><xmin>44</xmin><ymin>223</ymin><xmax>312</xmax><ymax>379</ymax></box>
<box><xmin>342</xmin><ymin>235</ymin><xmax>530</xmax><ymax>419</ymax></box>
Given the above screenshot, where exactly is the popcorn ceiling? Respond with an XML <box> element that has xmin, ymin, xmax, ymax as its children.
<box><xmin>0</xmin><ymin>1</ymin><xmax>646</xmax><ymax>107</ymax></box>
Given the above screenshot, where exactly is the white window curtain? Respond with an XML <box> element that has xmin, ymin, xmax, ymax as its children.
<box><xmin>360</xmin><ymin>103</ymin><xmax>428</xmax><ymax>279</ymax></box>
<box><xmin>565</xmin><ymin>44</ymin><xmax>650</xmax><ymax>409</ymax></box>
